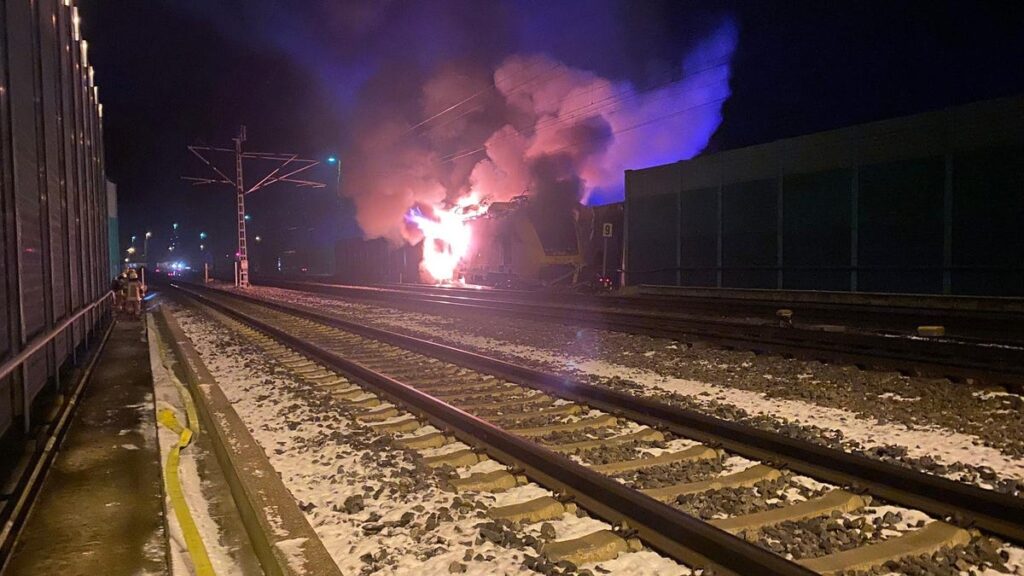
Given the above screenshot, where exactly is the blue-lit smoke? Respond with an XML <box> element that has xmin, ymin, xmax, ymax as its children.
<box><xmin>470</xmin><ymin>18</ymin><xmax>738</xmax><ymax>207</ymax></box>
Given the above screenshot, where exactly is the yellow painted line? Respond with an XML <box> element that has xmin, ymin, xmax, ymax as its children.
<box><xmin>157</xmin><ymin>405</ymin><xmax>215</xmax><ymax>576</ymax></box>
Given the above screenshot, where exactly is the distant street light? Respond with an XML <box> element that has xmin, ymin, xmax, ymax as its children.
<box><xmin>173</xmin><ymin>222</ymin><xmax>179</xmax><ymax>230</ymax></box>
<box><xmin>326</xmin><ymin>156</ymin><xmax>337</xmax><ymax>164</ymax></box>
<box><xmin>244</xmin><ymin>214</ymin><xmax>251</xmax><ymax>221</ymax></box>
<box><xmin>144</xmin><ymin>231</ymin><xmax>152</xmax><ymax>263</ymax></box>
<box><xmin>254</xmin><ymin>236</ymin><xmax>262</xmax><ymax>242</ymax></box>
<box><xmin>131</xmin><ymin>235</ymin><xmax>137</xmax><ymax>244</ymax></box>
<box><xmin>126</xmin><ymin>246</ymin><xmax>136</xmax><ymax>254</ymax></box>
<box><xmin>199</xmin><ymin>231</ymin><xmax>207</xmax><ymax>240</ymax></box>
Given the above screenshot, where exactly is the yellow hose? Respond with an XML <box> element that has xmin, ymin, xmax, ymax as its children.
<box><xmin>158</xmin><ymin>405</ymin><xmax>215</xmax><ymax>576</ymax></box>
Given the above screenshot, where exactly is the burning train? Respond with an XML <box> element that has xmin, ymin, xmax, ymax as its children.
<box><xmin>335</xmin><ymin>197</ymin><xmax>623</xmax><ymax>289</ymax></box>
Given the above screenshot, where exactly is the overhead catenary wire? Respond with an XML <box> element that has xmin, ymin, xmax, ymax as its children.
<box><xmin>436</xmin><ymin>57</ymin><xmax>733</xmax><ymax>165</ymax></box>
<box><xmin>360</xmin><ymin>68</ymin><xmax>733</xmax><ymax>179</ymax></box>
<box><xmin>381</xmin><ymin>10</ymin><xmax>656</xmax><ymax>148</ymax></box>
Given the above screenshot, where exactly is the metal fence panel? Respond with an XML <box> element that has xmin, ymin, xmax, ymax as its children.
<box><xmin>678</xmin><ymin>187</ymin><xmax>718</xmax><ymax>287</ymax></box>
<box><xmin>1</xmin><ymin>0</ymin><xmax>14</xmax><ymax>361</ymax></box>
<box><xmin>858</xmin><ymin>157</ymin><xmax>945</xmax><ymax>293</ymax></box>
<box><xmin>628</xmin><ymin>193</ymin><xmax>678</xmax><ymax>285</ymax></box>
<box><xmin>782</xmin><ymin>169</ymin><xmax>853</xmax><ymax>290</ymax></box>
<box><xmin>39</xmin><ymin>0</ymin><xmax>67</xmax><ymax>365</ymax></box>
<box><xmin>0</xmin><ymin>0</ymin><xmax>13</xmax><ymax>439</ymax></box>
<box><xmin>722</xmin><ymin>179</ymin><xmax>777</xmax><ymax>288</ymax></box>
<box><xmin>952</xmin><ymin>145</ymin><xmax>1024</xmax><ymax>296</ymax></box>
<box><xmin>7</xmin><ymin>0</ymin><xmax>46</xmax><ymax>340</ymax></box>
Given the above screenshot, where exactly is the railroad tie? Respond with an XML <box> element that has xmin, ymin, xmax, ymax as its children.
<box><xmin>547</xmin><ymin>428</ymin><xmax>665</xmax><ymax>453</ymax></box>
<box><xmin>486</xmin><ymin>403</ymin><xmax>583</xmax><ymax>423</ymax></box>
<box><xmin>355</xmin><ymin>406</ymin><xmax>400</xmax><ymax>422</ymax></box>
<box><xmin>542</xmin><ymin>530</ymin><xmax>641</xmax><ymax>566</ymax></box>
<box><xmin>589</xmin><ymin>445</ymin><xmax>721</xmax><ymax>475</ymax></box>
<box><xmin>797</xmin><ymin>521</ymin><xmax>971</xmax><ymax>575</ymax></box>
<box><xmin>510</xmin><ymin>414</ymin><xmax>618</xmax><ymax>437</ymax></box>
<box><xmin>306</xmin><ymin>374</ymin><xmax>348</xmax><ymax>387</ymax></box>
<box><xmin>455</xmin><ymin>394</ymin><xmax>550</xmax><ymax>410</ymax></box>
<box><xmin>488</xmin><ymin>496</ymin><xmax>569</xmax><ymax>523</ymax></box>
<box><xmin>448</xmin><ymin>469</ymin><xmax>526</xmax><ymax>493</ymax></box>
<box><xmin>427</xmin><ymin>385</ymin><xmax>526</xmax><ymax>400</ymax></box>
<box><xmin>369</xmin><ymin>417</ymin><xmax>421</xmax><ymax>434</ymax></box>
<box><xmin>642</xmin><ymin>464</ymin><xmax>782</xmax><ymax>502</ymax></box>
<box><xmin>331</xmin><ymin>386</ymin><xmax>369</xmax><ymax>400</ymax></box>
<box><xmin>396</xmin><ymin>432</ymin><xmax>450</xmax><ymax>450</ymax></box>
<box><xmin>709</xmin><ymin>490</ymin><xmax>866</xmax><ymax>533</ymax></box>
<box><xmin>421</xmin><ymin>449</ymin><xmax>487</xmax><ymax>468</ymax></box>
<box><xmin>419</xmin><ymin>381</ymin><xmax>510</xmax><ymax>395</ymax></box>
<box><xmin>343</xmin><ymin>394</ymin><xmax>381</xmax><ymax>409</ymax></box>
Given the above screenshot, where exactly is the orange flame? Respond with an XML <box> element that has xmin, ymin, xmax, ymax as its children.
<box><xmin>406</xmin><ymin>193</ymin><xmax>488</xmax><ymax>283</ymax></box>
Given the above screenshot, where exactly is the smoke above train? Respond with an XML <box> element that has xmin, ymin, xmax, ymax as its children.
<box><xmin>341</xmin><ymin>18</ymin><xmax>738</xmax><ymax>282</ymax></box>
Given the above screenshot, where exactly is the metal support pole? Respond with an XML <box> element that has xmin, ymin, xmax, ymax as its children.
<box><xmin>850</xmin><ymin>167</ymin><xmax>859</xmax><ymax>292</ymax></box>
<box><xmin>22</xmin><ymin>365</ymin><xmax>31</xmax><ymax>434</ymax></box>
<box><xmin>943</xmin><ymin>154</ymin><xmax>953</xmax><ymax>294</ymax></box>
<box><xmin>715</xmin><ymin>184</ymin><xmax>723</xmax><ymax>288</ymax></box>
<box><xmin>675</xmin><ymin>191</ymin><xmax>682</xmax><ymax>286</ymax></box>
<box><xmin>235</xmin><ymin>127</ymin><xmax>249</xmax><ymax>288</ymax></box>
<box><xmin>602</xmin><ymin>236</ymin><xmax>609</xmax><ymax>278</ymax></box>
<box><xmin>183</xmin><ymin>129</ymin><xmax>325</xmax><ymax>287</ymax></box>
<box><xmin>777</xmin><ymin>175</ymin><xmax>784</xmax><ymax>289</ymax></box>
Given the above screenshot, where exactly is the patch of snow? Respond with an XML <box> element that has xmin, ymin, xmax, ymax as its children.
<box><xmin>275</xmin><ymin>537</ymin><xmax>309</xmax><ymax>576</ymax></box>
<box><xmin>584</xmin><ymin>550</ymin><xmax>691</xmax><ymax>576</ymax></box>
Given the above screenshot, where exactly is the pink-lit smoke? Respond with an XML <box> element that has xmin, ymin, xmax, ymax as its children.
<box><xmin>342</xmin><ymin>19</ymin><xmax>738</xmax><ymax>279</ymax></box>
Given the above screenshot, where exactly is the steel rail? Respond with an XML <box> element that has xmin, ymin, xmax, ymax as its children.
<box><xmin>173</xmin><ymin>281</ymin><xmax>1024</xmax><ymax>545</ymax></box>
<box><xmin>254</xmin><ymin>278</ymin><xmax>1024</xmax><ymax>388</ymax></box>
<box><xmin>171</xmin><ymin>284</ymin><xmax>815</xmax><ymax>576</ymax></box>
<box><xmin>257</xmin><ymin>278</ymin><xmax>1024</xmax><ymax>336</ymax></box>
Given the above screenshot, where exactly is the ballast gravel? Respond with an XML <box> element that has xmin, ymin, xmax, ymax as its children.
<box><xmin>172</xmin><ymin>305</ymin><xmax>538</xmax><ymax>575</ymax></box>
<box><xmin>613</xmin><ymin>458</ymin><xmax>724</xmax><ymax>489</ymax></box>
<box><xmin>230</xmin><ymin>286</ymin><xmax>1024</xmax><ymax>496</ymax></box>
<box><xmin>172</xmin><ymin>302</ymin><xmax>691</xmax><ymax>576</ymax></box>
<box><xmin>674</xmin><ymin>473</ymin><xmax>830</xmax><ymax>520</ymax></box>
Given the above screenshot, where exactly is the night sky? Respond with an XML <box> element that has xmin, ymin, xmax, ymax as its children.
<box><xmin>79</xmin><ymin>0</ymin><xmax>1024</xmax><ymax>263</ymax></box>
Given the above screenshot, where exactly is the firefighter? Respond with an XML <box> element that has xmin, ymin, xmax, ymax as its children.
<box><xmin>110</xmin><ymin>273</ymin><xmax>124</xmax><ymax>311</ymax></box>
<box><xmin>125</xmin><ymin>269</ymin><xmax>144</xmax><ymax>318</ymax></box>
<box><xmin>113</xmin><ymin>272</ymin><xmax>129</xmax><ymax>312</ymax></box>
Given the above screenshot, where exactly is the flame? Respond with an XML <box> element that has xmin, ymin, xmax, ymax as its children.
<box><xmin>406</xmin><ymin>193</ymin><xmax>488</xmax><ymax>283</ymax></box>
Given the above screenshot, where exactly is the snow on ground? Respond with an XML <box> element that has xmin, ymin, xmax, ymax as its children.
<box><xmin>173</xmin><ymin>306</ymin><xmax>538</xmax><ymax>575</ymax></box>
<box><xmin>173</xmin><ymin>301</ymin><xmax>697</xmax><ymax>575</ymax></box>
<box><xmin>232</xmin><ymin>286</ymin><xmax>1024</xmax><ymax>489</ymax></box>
<box><xmin>564</xmin><ymin>355</ymin><xmax>1024</xmax><ymax>485</ymax></box>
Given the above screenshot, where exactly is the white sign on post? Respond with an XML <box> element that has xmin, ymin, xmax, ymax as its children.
<box><xmin>602</xmin><ymin>222</ymin><xmax>613</xmax><ymax>238</ymax></box>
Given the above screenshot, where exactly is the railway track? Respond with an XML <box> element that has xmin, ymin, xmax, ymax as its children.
<box><xmin>249</xmin><ymin>278</ymin><xmax>1024</xmax><ymax>391</ymax></box>
<box><xmin>170</xmin><ymin>282</ymin><xmax>1024</xmax><ymax>575</ymax></box>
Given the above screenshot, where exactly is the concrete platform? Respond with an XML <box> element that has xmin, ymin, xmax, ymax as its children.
<box><xmin>4</xmin><ymin>318</ymin><xmax>168</xmax><ymax>575</ymax></box>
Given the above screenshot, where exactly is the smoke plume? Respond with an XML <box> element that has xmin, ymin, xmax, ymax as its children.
<box><xmin>341</xmin><ymin>18</ymin><xmax>739</xmax><ymax>246</ymax></box>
